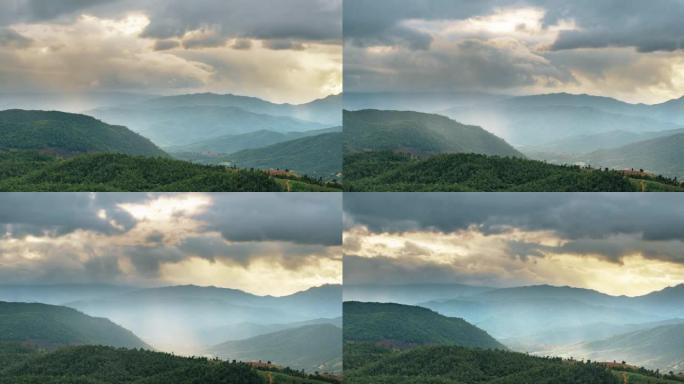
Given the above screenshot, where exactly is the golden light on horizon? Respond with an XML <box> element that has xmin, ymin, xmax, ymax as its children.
<box><xmin>345</xmin><ymin>226</ymin><xmax>684</xmax><ymax>297</ymax></box>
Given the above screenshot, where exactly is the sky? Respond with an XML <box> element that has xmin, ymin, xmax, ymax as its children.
<box><xmin>344</xmin><ymin>0</ymin><xmax>684</xmax><ymax>104</ymax></box>
<box><xmin>0</xmin><ymin>0</ymin><xmax>341</xmax><ymax>104</ymax></box>
<box><xmin>344</xmin><ymin>193</ymin><xmax>684</xmax><ymax>297</ymax></box>
<box><xmin>0</xmin><ymin>193</ymin><xmax>342</xmax><ymax>296</ymax></box>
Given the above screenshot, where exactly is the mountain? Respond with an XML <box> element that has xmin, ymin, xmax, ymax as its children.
<box><xmin>523</xmin><ymin>128</ymin><xmax>684</xmax><ymax>156</ymax></box>
<box><xmin>502</xmin><ymin>319</ymin><xmax>684</xmax><ymax>352</ymax></box>
<box><xmin>0</xmin><ymin>110</ymin><xmax>165</xmax><ymax>157</ymax></box>
<box><xmin>0</xmin><ymin>345</ymin><xmax>269</xmax><ymax>384</ymax></box>
<box><xmin>443</xmin><ymin>93</ymin><xmax>684</xmax><ymax>146</ymax></box>
<box><xmin>421</xmin><ymin>285</ymin><xmax>664</xmax><ymax>339</ymax></box>
<box><xmin>115</xmin><ymin>92</ymin><xmax>341</xmax><ymax>126</ymax></box>
<box><xmin>580</xmin><ymin>132</ymin><xmax>684</xmax><ymax>179</ymax></box>
<box><xmin>0</xmin><ymin>284</ymin><xmax>134</xmax><ymax>306</ymax></box>
<box><xmin>197</xmin><ymin>317</ymin><xmax>342</xmax><ymax>343</ymax></box>
<box><xmin>0</xmin><ymin>152</ymin><xmax>287</xmax><ymax>192</ymax></box>
<box><xmin>167</xmin><ymin>126</ymin><xmax>340</xmax><ymax>155</ymax></box>
<box><xmin>344</xmin><ymin>109</ymin><xmax>523</xmax><ymax>157</ymax></box>
<box><xmin>90</xmin><ymin>105</ymin><xmax>328</xmax><ymax>147</ymax></box>
<box><xmin>207</xmin><ymin>324</ymin><xmax>342</xmax><ymax>373</ymax></box>
<box><xmin>0</xmin><ymin>301</ymin><xmax>149</xmax><ymax>349</ymax></box>
<box><xmin>344</xmin><ymin>91</ymin><xmax>506</xmax><ymax>113</ymax></box>
<box><xmin>343</xmin><ymin>151</ymin><xmax>647</xmax><ymax>192</ymax></box>
<box><xmin>344</xmin><ymin>302</ymin><xmax>504</xmax><ymax>349</ymax></box>
<box><xmin>344</xmin><ymin>343</ymin><xmax>622</xmax><ymax>384</ymax></box>
<box><xmin>67</xmin><ymin>284</ymin><xmax>342</xmax><ymax>353</ymax></box>
<box><xmin>343</xmin><ymin>283</ymin><xmax>494</xmax><ymax>305</ymax></box>
<box><xmin>225</xmin><ymin>132</ymin><xmax>342</xmax><ymax>179</ymax></box>
<box><xmin>553</xmin><ymin>324</ymin><xmax>684</xmax><ymax>373</ymax></box>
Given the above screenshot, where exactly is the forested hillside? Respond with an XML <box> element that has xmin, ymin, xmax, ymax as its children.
<box><xmin>345</xmin><ymin>343</ymin><xmax>624</xmax><ymax>384</ymax></box>
<box><xmin>343</xmin><ymin>151</ymin><xmax>676</xmax><ymax>191</ymax></box>
<box><xmin>344</xmin><ymin>302</ymin><xmax>504</xmax><ymax>349</ymax></box>
<box><xmin>207</xmin><ymin>324</ymin><xmax>342</xmax><ymax>373</ymax></box>
<box><xmin>225</xmin><ymin>132</ymin><xmax>342</xmax><ymax>180</ymax></box>
<box><xmin>0</xmin><ymin>110</ymin><xmax>166</xmax><ymax>157</ymax></box>
<box><xmin>344</xmin><ymin>110</ymin><xmax>523</xmax><ymax>157</ymax></box>
<box><xmin>0</xmin><ymin>344</ymin><xmax>331</xmax><ymax>384</ymax></box>
<box><xmin>0</xmin><ymin>302</ymin><xmax>149</xmax><ymax>349</ymax></box>
<box><xmin>0</xmin><ymin>152</ymin><xmax>338</xmax><ymax>191</ymax></box>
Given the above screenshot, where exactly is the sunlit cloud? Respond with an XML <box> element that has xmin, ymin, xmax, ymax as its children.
<box><xmin>0</xmin><ymin>193</ymin><xmax>341</xmax><ymax>296</ymax></box>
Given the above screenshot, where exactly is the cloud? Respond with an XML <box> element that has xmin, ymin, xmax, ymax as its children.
<box><xmin>543</xmin><ymin>0</ymin><xmax>684</xmax><ymax>53</ymax></box>
<box><xmin>0</xmin><ymin>28</ymin><xmax>33</xmax><ymax>48</ymax></box>
<box><xmin>344</xmin><ymin>0</ymin><xmax>684</xmax><ymax>103</ymax></box>
<box><xmin>0</xmin><ymin>192</ymin><xmax>141</xmax><ymax>237</ymax></box>
<box><xmin>153</xmin><ymin>39</ymin><xmax>179</xmax><ymax>51</ymax></box>
<box><xmin>200</xmin><ymin>193</ymin><xmax>342</xmax><ymax>246</ymax></box>
<box><xmin>0</xmin><ymin>193</ymin><xmax>341</xmax><ymax>294</ymax></box>
<box><xmin>344</xmin><ymin>193</ymin><xmax>684</xmax><ymax>242</ymax></box>
<box><xmin>0</xmin><ymin>1</ymin><xmax>342</xmax><ymax>103</ymax></box>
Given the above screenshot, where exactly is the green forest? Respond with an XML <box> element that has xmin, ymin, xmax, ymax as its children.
<box><xmin>0</xmin><ymin>110</ymin><xmax>166</xmax><ymax>157</ymax></box>
<box><xmin>343</xmin><ymin>302</ymin><xmax>504</xmax><ymax>349</ymax></box>
<box><xmin>0</xmin><ymin>151</ymin><xmax>340</xmax><ymax>192</ymax></box>
<box><xmin>345</xmin><ymin>342</ymin><xmax>622</xmax><ymax>384</ymax></box>
<box><xmin>343</xmin><ymin>151</ymin><xmax>684</xmax><ymax>192</ymax></box>
<box><xmin>343</xmin><ymin>301</ymin><xmax>684</xmax><ymax>384</ymax></box>
<box><xmin>0</xmin><ymin>344</ymin><xmax>338</xmax><ymax>384</ymax></box>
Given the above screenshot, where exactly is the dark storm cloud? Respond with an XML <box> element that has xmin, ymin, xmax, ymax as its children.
<box><xmin>1</xmin><ymin>0</ymin><xmax>341</xmax><ymax>49</ymax></box>
<box><xmin>0</xmin><ymin>193</ymin><xmax>142</xmax><ymax>237</ymax></box>
<box><xmin>344</xmin><ymin>0</ymin><xmax>684</xmax><ymax>53</ymax></box>
<box><xmin>137</xmin><ymin>0</ymin><xmax>341</xmax><ymax>46</ymax></box>
<box><xmin>543</xmin><ymin>0</ymin><xmax>684</xmax><ymax>53</ymax></box>
<box><xmin>0</xmin><ymin>0</ymin><xmax>120</xmax><ymax>26</ymax></box>
<box><xmin>343</xmin><ymin>0</ymin><xmax>492</xmax><ymax>50</ymax></box>
<box><xmin>344</xmin><ymin>193</ymin><xmax>684</xmax><ymax>242</ymax></box>
<box><xmin>201</xmin><ymin>193</ymin><xmax>342</xmax><ymax>246</ymax></box>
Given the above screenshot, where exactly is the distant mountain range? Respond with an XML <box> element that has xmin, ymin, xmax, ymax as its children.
<box><xmin>343</xmin><ymin>92</ymin><xmax>684</xmax><ymax>187</ymax></box>
<box><xmin>127</xmin><ymin>93</ymin><xmax>341</xmax><ymax>125</ymax></box>
<box><xmin>66</xmin><ymin>284</ymin><xmax>342</xmax><ymax>353</ymax></box>
<box><xmin>342</xmin><ymin>301</ymin><xmax>629</xmax><ymax>383</ymax></box>
<box><xmin>89</xmin><ymin>93</ymin><xmax>341</xmax><ymax>147</ymax></box>
<box><xmin>343</xmin><ymin>283</ymin><xmax>494</xmax><ymax>305</ymax></box>
<box><xmin>350</xmin><ymin>283</ymin><xmax>684</xmax><ymax>373</ymax></box>
<box><xmin>344</xmin><ymin>109</ymin><xmax>523</xmax><ymax>157</ymax></box>
<box><xmin>207</xmin><ymin>324</ymin><xmax>342</xmax><ymax>373</ymax></box>
<box><xmin>578</xmin><ymin>132</ymin><xmax>684</xmax><ymax>179</ymax></box>
<box><xmin>167</xmin><ymin>126</ymin><xmax>340</xmax><ymax>155</ymax></box>
<box><xmin>552</xmin><ymin>323</ymin><xmax>684</xmax><ymax>373</ymax></box>
<box><xmin>0</xmin><ymin>110</ymin><xmax>166</xmax><ymax>157</ymax></box>
<box><xmin>90</xmin><ymin>105</ymin><xmax>328</xmax><ymax>147</ymax></box>
<box><xmin>0</xmin><ymin>301</ymin><xmax>149</xmax><ymax>349</ymax></box>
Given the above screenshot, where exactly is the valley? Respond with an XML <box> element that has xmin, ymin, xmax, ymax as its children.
<box><xmin>343</xmin><ymin>92</ymin><xmax>684</xmax><ymax>191</ymax></box>
<box><xmin>0</xmin><ymin>284</ymin><xmax>343</xmax><ymax>382</ymax></box>
<box><xmin>0</xmin><ymin>93</ymin><xmax>342</xmax><ymax>192</ymax></box>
